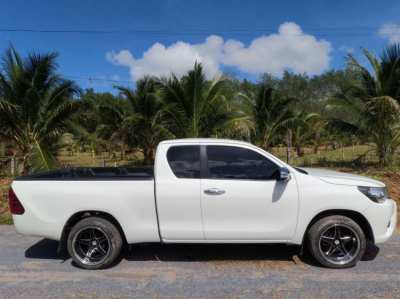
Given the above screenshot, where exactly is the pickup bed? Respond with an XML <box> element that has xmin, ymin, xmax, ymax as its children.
<box><xmin>16</xmin><ymin>166</ymin><xmax>154</xmax><ymax>180</ymax></box>
<box><xmin>10</xmin><ymin>138</ymin><xmax>397</xmax><ymax>269</ymax></box>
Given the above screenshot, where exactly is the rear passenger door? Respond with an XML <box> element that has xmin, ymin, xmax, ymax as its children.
<box><xmin>201</xmin><ymin>145</ymin><xmax>298</xmax><ymax>241</ymax></box>
<box><xmin>155</xmin><ymin>145</ymin><xmax>204</xmax><ymax>241</ymax></box>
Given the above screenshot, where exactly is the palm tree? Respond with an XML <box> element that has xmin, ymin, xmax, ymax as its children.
<box><xmin>288</xmin><ymin>111</ymin><xmax>320</xmax><ymax>157</ymax></box>
<box><xmin>78</xmin><ymin>90</ymin><xmax>131</xmax><ymax>159</ymax></box>
<box><xmin>114</xmin><ymin>77</ymin><xmax>172</xmax><ymax>164</ymax></box>
<box><xmin>239</xmin><ymin>84</ymin><xmax>294</xmax><ymax>150</ymax></box>
<box><xmin>0</xmin><ymin>47</ymin><xmax>79</xmax><ymax>173</ymax></box>
<box><xmin>333</xmin><ymin>44</ymin><xmax>400</xmax><ymax>165</ymax></box>
<box><xmin>159</xmin><ymin>63</ymin><xmax>245</xmax><ymax>138</ymax></box>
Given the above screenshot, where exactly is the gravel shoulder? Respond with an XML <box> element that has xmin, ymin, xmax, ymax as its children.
<box><xmin>0</xmin><ymin>226</ymin><xmax>400</xmax><ymax>299</ymax></box>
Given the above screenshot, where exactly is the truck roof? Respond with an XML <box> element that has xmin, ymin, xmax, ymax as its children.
<box><xmin>160</xmin><ymin>138</ymin><xmax>253</xmax><ymax>146</ymax></box>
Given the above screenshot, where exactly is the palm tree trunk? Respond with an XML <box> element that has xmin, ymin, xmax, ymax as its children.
<box><xmin>143</xmin><ymin>147</ymin><xmax>154</xmax><ymax>165</ymax></box>
<box><xmin>377</xmin><ymin>143</ymin><xmax>392</xmax><ymax>166</ymax></box>
<box><xmin>313</xmin><ymin>132</ymin><xmax>320</xmax><ymax>154</ymax></box>
<box><xmin>20</xmin><ymin>155</ymin><xmax>28</xmax><ymax>175</ymax></box>
<box><xmin>120</xmin><ymin>144</ymin><xmax>126</xmax><ymax>160</ymax></box>
<box><xmin>286</xmin><ymin>129</ymin><xmax>292</xmax><ymax>164</ymax></box>
<box><xmin>296</xmin><ymin>145</ymin><xmax>304</xmax><ymax>157</ymax></box>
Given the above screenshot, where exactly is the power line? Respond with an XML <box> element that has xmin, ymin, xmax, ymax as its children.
<box><xmin>64</xmin><ymin>75</ymin><xmax>133</xmax><ymax>87</ymax></box>
<box><xmin>0</xmin><ymin>26</ymin><xmax>383</xmax><ymax>37</ymax></box>
<box><xmin>66</xmin><ymin>75</ymin><xmax>132</xmax><ymax>84</ymax></box>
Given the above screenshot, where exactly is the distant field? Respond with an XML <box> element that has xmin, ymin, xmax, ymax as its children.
<box><xmin>271</xmin><ymin>144</ymin><xmax>384</xmax><ymax>167</ymax></box>
<box><xmin>0</xmin><ymin>144</ymin><xmax>395</xmax><ymax>172</ymax></box>
<box><xmin>57</xmin><ymin>150</ymin><xmax>144</xmax><ymax>168</ymax></box>
<box><xmin>58</xmin><ymin>144</ymin><xmax>398</xmax><ymax>169</ymax></box>
<box><xmin>1</xmin><ymin>145</ymin><xmax>399</xmax><ymax>226</ymax></box>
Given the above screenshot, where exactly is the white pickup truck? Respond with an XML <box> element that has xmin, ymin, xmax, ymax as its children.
<box><xmin>9</xmin><ymin>139</ymin><xmax>397</xmax><ymax>269</ymax></box>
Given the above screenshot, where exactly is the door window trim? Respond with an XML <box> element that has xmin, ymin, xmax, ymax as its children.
<box><xmin>202</xmin><ymin>144</ymin><xmax>280</xmax><ymax>181</ymax></box>
<box><xmin>166</xmin><ymin>145</ymin><xmax>201</xmax><ymax>179</ymax></box>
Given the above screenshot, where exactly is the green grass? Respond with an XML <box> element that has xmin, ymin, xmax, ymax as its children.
<box><xmin>57</xmin><ymin>150</ymin><xmax>144</xmax><ymax>168</ymax></box>
<box><xmin>272</xmin><ymin>144</ymin><xmax>400</xmax><ymax>171</ymax></box>
<box><xmin>272</xmin><ymin>144</ymin><xmax>372</xmax><ymax>165</ymax></box>
<box><xmin>57</xmin><ymin>145</ymin><xmax>399</xmax><ymax>170</ymax></box>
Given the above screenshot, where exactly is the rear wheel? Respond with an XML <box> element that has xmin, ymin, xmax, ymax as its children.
<box><xmin>67</xmin><ymin>217</ymin><xmax>123</xmax><ymax>270</ymax></box>
<box><xmin>307</xmin><ymin>215</ymin><xmax>366</xmax><ymax>268</ymax></box>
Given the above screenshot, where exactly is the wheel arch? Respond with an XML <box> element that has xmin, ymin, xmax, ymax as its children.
<box><xmin>302</xmin><ymin>209</ymin><xmax>374</xmax><ymax>245</ymax></box>
<box><xmin>58</xmin><ymin>210</ymin><xmax>128</xmax><ymax>254</ymax></box>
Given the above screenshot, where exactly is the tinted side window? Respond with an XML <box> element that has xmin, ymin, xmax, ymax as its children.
<box><xmin>167</xmin><ymin>146</ymin><xmax>200</xmax><ymax>178</ymax></box>
<box><xmin>206</xmin><ymin>146</ymin><xmax>279</xmax><ymax>180</ymax></box>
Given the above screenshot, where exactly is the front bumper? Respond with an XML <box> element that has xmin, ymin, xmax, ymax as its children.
<box><xmin>364</xmin><ymin>199</ymin><xmax>397</xmax><ymax>244</ymax></box>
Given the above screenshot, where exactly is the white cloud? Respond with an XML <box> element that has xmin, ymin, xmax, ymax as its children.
<box><xmin>106</xmin><ymin>36</ymin><xmax>223</xmax><ymax>80</ymax></box>
<box><xmin>106</xmin><ymin>22</ymin><xmax>332</xmax><ymax>81</ymax></box>
<box><xmin>379</xmin><ymin>23</ymin><xmax>400</xmax><ymax>43</ymax></box>
<box><xmin>222</xmin><ymin>22</ymin><xmax>331</xmax><ymax>75</ymax></box>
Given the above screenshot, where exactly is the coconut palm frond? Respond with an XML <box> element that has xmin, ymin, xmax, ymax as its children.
<box><xmin>0</xmin><ymin>47</ymin><xmax>79</xmax><ymax>173</ymax></box>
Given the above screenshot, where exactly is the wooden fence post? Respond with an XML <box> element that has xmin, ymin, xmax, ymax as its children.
<box><xmin>10</xmin><ymin>156</ymin><xmax>15</xmax><ymax>176</ymax></box>
<box><xmin>342</xmin><ymin>145</ymin><xmax>345</xmax><ymax>161</ymax></box>
<box><xmin>286</xmin><ymin>129</ymin><xmax>292</xmax><ymax>164</ymax></box>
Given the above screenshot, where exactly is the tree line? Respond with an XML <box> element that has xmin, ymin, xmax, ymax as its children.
<box><xmin>0</xmin><ymin>44</ymin><xmax>400</xmax><ymax>173</ymax></box>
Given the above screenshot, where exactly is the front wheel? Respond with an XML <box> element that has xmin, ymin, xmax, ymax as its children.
<box><xmin>307</xmin><ymin>215</ymin><xmax>366</xmax><ymax>268</ymax></box>
<box><xmin>67</xmin><ymin>217</ymin><xmax>123</xmax><ymax>270</ymax></box>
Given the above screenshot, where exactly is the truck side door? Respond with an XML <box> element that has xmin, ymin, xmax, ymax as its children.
<box><xmin>201</xmin><ymin>145</ymin><xmax>298</xmax><ymax>241</ymax></box>
<box><xmin>155</xmin><ymin>144</ymin><xmax>204</xmax><ymax>241</ymax></box>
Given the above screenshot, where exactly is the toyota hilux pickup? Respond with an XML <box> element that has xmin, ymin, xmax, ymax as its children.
<box><xmin>9</xmin><ymin>139</ymin><xmax>397</xmax><ymax>269</ymax></box>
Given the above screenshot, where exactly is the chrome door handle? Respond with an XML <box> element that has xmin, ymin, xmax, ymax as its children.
<box><xmin>204</xmin><ymin>188</ymin><xmax>225</xmax><ymax>195</ymax></box>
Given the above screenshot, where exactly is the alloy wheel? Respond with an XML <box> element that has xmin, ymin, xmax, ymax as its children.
<box><xmin>72</xmin><ymin>226</ymin><xmax>111</xmax><ymax>266</ymax></box>
<box><xmin>318</xmin><ymin>224</ymin><xmax>361</xmax><ymax>265</ymax></box>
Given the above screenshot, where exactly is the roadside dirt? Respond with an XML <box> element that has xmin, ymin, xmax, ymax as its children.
<box><xmin>379</xmin><ymin>172</ymin><xmax>400</xmax><ymax>229</ymax></box>
<box><xmin>379</xmin><ymin>172</ymin><xmax>400</xmax><ymax>202</ymax></box>
<box><xmin>0</xmin><ymin>178</ymin><xmax>11</xmax><ymax>218</ymax></box>
<box><xmin>340</xmin><ymin>170</ymin><xmax>400</xmax><ymax>230</ymax></box>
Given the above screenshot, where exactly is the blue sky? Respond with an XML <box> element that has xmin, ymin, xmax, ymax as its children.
<box><xmin>1</xmin><ymin>0</ymin><xmax>399</xmax><ymax>92</ymax></box>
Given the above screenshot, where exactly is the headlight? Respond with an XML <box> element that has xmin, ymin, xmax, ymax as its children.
<box><xmin>358</xmin><ymin>186</ymin><xmax>388</xmax><ymax>203</ymax></box>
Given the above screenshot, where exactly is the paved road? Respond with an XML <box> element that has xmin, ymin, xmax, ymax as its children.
<box><xmin>0</xmin><ymin>226</ymin><xmax>399</xmax><ymax>299</ymax></box>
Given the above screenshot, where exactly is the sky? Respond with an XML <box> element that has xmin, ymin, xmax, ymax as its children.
<box><xmin>1</xmin><ymin>0</ymin><xmax>400</xmax><ymax>92</ymax></box>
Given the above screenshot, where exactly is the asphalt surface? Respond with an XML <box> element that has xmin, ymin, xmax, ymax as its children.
<box><xmin>0</xmin><ymin>226</ymin><xmax>399</xmax><ymax>299</ymax></box>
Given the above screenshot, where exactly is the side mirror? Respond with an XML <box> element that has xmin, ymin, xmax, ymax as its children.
<box><xmin>278</xmin><ymin>167</ymin><xmax>291</xmax><ymax>181</ymax></box>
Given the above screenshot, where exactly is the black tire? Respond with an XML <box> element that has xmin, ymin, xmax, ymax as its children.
<box><xmin>67</xmin><ymin>217</ymin><xmax>123</xmax><ymax>270</ymax></box>
<box><xmin>307</xmin><ymin>215</ymin><xmax>366</xmax><ymax>269</ymax></box>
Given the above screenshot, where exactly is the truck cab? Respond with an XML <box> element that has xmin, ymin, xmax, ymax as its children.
<box><xmin>155</xmin><ymin>139</ymin><xmax>298</xmax><ymax>242</ymax></box>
